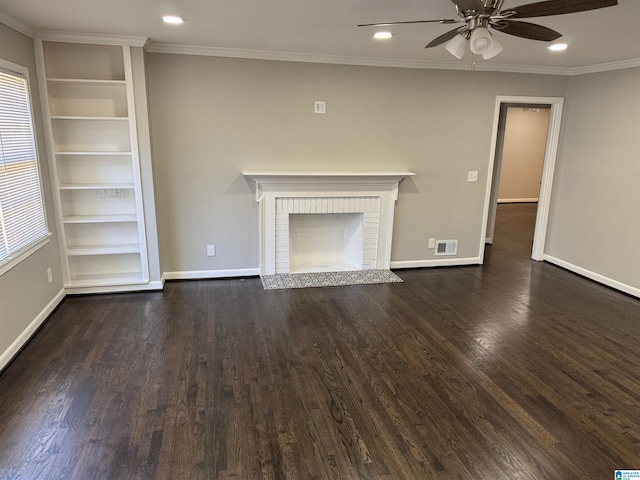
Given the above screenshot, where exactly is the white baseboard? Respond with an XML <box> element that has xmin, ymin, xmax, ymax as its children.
<box><xmin>162</xmin><ymin>268</ymin><xmax>260</xmax><ymax>281</ymax></box>
<box><xmin>391</xmin><ymin>257</ymin><xmax>482</xmax><ymax>269</ymax></box>
<box><xmin>0</xmin><ymin>288</ymin><xmax>66</xmax><ymax>372</ymax></box>
<box><xmin>65</xmin><ymin>280</ymin><xmax>164</xmax><ymax>295</ymax></box>
<box><xmin>497</xmin><ymin>198</ymin><xmax>538</xmax><ymax>203</ymax></box>
<box><xmin>544</xmin><ymin>255</ymin><xmax>640</xmax><ymax>299</ymax></box>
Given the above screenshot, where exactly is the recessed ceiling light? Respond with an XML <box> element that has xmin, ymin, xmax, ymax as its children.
<box><xmin>373</xmin><ymin>31</ymin><xmax>393</xmax><ymax>40</ymax></box>
<box><xmin>162</xmin><ymin>15</ymin><xmax>185</xmax><ymax>24</ymax></box>
<box><xmin>548</xmin><ymin>43</ymin><xmax>568</xmax><ymax>52</ymax></box>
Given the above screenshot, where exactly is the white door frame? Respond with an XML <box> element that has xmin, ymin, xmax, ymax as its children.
<box><xmin>479</xmin><ymin>95</ymin><xmax>564</xmax><ymax>262</ymax></box>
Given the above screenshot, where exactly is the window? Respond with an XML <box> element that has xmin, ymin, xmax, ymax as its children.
<box><xmin>0</xmin><ymin>60</ymin><xmax>49</xmax><ymax>275</ymax></box>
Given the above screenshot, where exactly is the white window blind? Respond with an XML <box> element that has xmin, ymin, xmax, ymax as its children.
<box><xmin>0</xmin><ymin>65</ymin><xmax>48</xmax><ymax>271</ymax></box>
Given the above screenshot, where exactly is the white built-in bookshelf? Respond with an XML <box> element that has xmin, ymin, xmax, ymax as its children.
<box><xmin>36</xmin><ymin>37</ymin><xmax>160</xmax><ymax>293</ymax></box>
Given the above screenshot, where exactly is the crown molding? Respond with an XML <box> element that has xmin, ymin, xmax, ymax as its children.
<box><xmin>35</xmin><ymin>30</ymin><xmax>148</xmax><ymax>48</ymax></box>
<box><xmin>569</xmin><ymin>58</ymin><xmax>640</xmax><ymax>76</ymax></box>
<box><xmin>146</xmin><ymin>43</ymin><xmax>472</xmax><ymax>71</ymax></box>
<box><xmin>147</xmin><ymin>42</ymin><xmax>576</xmax><ymax>75</ymax></box>
<box><xmin>147</xmin><ymin>42</ymin><xmax>640</xmax><ymax>76</ymax></box>
<box><xmin>471</xmin><ymin>62</ymin><xmax>570</xmax><ymax>76</ymax></box>
<box><xmin>0</xmin><ymin>12</ymin><xmax>36</xmax><ymax>38</ymax></box>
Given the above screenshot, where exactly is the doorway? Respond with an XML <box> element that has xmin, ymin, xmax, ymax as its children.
<box><xmin>487</xmin><ymin>103</ymin><xmax>551</xmax><ymax>244</ymax></box>
<box><xmin>479</xmin><ymin>96</ymin><xmax>564</xmax><ymax>263</ymax></box>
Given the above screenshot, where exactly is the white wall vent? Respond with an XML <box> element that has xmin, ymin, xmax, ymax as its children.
<box><xmin>434</xmin><ymin>240</ymin><xmax>458</xmax><ymax>256</ymax></box>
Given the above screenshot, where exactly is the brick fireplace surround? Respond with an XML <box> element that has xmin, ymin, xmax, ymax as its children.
<box><xmin>243</xmin><ymin>172</ymin><xmax>414</xmax><ymax>275</ymax></box>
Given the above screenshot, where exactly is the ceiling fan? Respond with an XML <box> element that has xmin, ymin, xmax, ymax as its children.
<box><xmin>358</xmin><ymin>0</ymin><xmax>618</xmax><ymax>60</ymax></box>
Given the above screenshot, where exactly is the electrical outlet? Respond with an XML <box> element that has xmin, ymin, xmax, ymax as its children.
<box><xmin>206</xmin><ymin>244</ymin><xmax>216</xmax><ymax>257</ymax></box>
<box><xmin>467</xmin><ymin>171</ymin><xmax>479</xmax><ymax>182</ymax></box>
<box><xmin>314</xmin><ymin>101</ymin><xmax>326</xmax><ymax>114</ymax></box>
<box><xmin>46</xmin><ymin>267</ymin><xmax>52</xmax><ymax>283</ymax></box>
<box><xmin>428</xmin><ymin>238</ymin><xmax>436</xmax><ymax>249</ymax></box>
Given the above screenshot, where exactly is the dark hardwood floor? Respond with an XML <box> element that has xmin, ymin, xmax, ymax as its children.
<box><xmin>2</xmin><ymin>203</ymin><xmax>640</xmax><ymax>479</ymax></box>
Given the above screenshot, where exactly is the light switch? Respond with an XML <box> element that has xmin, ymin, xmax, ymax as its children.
<box><xmin>314</xmin><ymin>101</ymin><xmax>326</xmax><ymax>114</ymax></box>
<box><xmin>467</xmin><ymin>171</ymin><xmax>479</xmax><ymax>182</ymax></box>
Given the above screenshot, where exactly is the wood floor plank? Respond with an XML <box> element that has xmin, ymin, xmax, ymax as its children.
<box><xmin>2</xmin><ymin>203</ymin><xmax>640</xmax><ymax>479</ymax></box>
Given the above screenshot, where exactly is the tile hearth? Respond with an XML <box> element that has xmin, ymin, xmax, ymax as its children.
<box><xmin>260</xmin><ymin>269</ymin><xmax>403</xmax><ymax>290</ymax></box>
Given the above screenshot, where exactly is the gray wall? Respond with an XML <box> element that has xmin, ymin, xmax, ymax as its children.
<box><xmin>146</xmin><ymin>53</ymin><xmax>569</xmax><ymax>273</ymax></box>
<box><xmin>0</xmin><ymin>23</ymin><xmax>63</xmax><ymax>367</ymax></box>
<box><xmin>546</xmin><ymin>67</ymin><xmax>640</xmax><ymax>290</ymax></box>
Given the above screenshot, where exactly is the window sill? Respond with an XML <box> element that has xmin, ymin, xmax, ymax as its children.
<box><xmin>0</xmin><ymin>233</ymin><xmax>53</xmax><ymax>277</ymax></box>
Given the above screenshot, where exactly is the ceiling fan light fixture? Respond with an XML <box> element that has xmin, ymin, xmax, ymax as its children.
<box><xmin>469</xmin><ymin>26</ymin><xmax>492</xmax><ymax>54</ymax></box>
<box><xmin>481</xmin><ymin>34</ymin><xmax>503</xmax><ymax>59</ymax></box>
<box><xmin>444</xmin><ymin>34</ymin><xmax>468</xmax><ymax>59</ymax></box>
<box><xmin>358</xmin><ymin>0</ymin><xmax>618</xmax><ymax>61</ymax></box>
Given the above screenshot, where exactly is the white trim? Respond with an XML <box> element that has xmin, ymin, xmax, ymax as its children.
<box><xmin>243</xmin><ymin>171</ymin><xmax>414</xmax><ymax>189</ymax></box>
<box><xmin>129</xmin><ymin>47</ymin><xmax>162</xmax><ymax>285</ymax></box>
<box><xmin>531</xmin><ymin>98</ymin><xmax>563</xmax><ymax>261</ymax></box>
<box><xmin>391</xmin><ymin>257</ymin><xmax>482</xmax><ymax>269</ymax></box>
<box><xmin>35</xmin><ymin>30</ymin><xmax>148</xmax><ymax>47</ymax></box>
<box><xmin>480</xmin><ymin>96</ymin><xmax>564</xmax><ymax>264</ymax></box>
<box><xmin>147</xmin><ymin>43</ymin><xmax>477</xmax><ymax>71</ymax></box>
<box><xmin>0</xmin><ymin>288</ymin><xmax>65</xmax><ymax>372</ymax></box>
<box><xmin>147</xmin><ymin>43</ymin><xmax>570</xmax><ymax>75</ymax></box>
<box><xmin>122</xmin><ymin>45</ymin><xmax>150</xmax><ymax>284</ymax></box>
<box><xmin>64</xmin><ymin>280</ymin><xmax>163</xmax><ymax>295</ymax></box>
<box><xmin>34</xmin><ymin>39</ymin><xmax>73</xmax><ymax>284</ymax></box>
<box><xmin>162</xmin><ymin>268</ymin><xmax>260</xmax><ymax>281</ymax></box>
<box><xmin>497</xmin><ymin>198</ymin><xmax>538</xmax><ymax>203</ymax></box>
<box><xmin>544</xmin><ymin>255</ymin><xmax>640</xmax><ymax>299</ymax></box>
<box><xmin>570</xmin><ymin>58</ymin><xmax>640</xmax><ymax>76</ymax></box>
<box><xmin>0</xmin><ymin>13</ymin><xmax>36</xmax><ymax>38</ymax></box>
<box><xmin>146</xmin><ymin>42</ymin><xmax>640</xmax><ymax>76</ymax></box>
<box><xmin>473</xmin><ymin>63</ymin><xmax>569</xmax><ymax>76</ymax></box>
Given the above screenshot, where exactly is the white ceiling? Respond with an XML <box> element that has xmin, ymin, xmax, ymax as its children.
<box><xmin>1</xmin><ymin>0</ymin><xmax>639</xmax><ymax>72</ymax></box>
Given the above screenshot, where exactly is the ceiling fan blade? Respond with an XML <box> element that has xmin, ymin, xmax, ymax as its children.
<box><xmin>425</xmin><ymin>28</ymin><xmax>464</xmax><ymax>48</ymax></box>
<box><xmin>492</xmin><ymin>20</ymin><xmax>562</xmax><ymax>41</ymax></box>
<box><xmin>450</xmin><ymin>0</ymin><xmax>486</xmax><ymax>11</ymax></box>
<box><xmin>508</xmin><ymin>0</ymin><xmax>617</xmax><ymax>18</ymax></box>
<box><xmin>358</xmin><ymin>19</ymin><xmax>458</xmax><ymax>27</ymax></box>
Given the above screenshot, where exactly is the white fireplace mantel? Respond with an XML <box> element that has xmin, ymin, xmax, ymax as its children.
<box><xmin>243</xmin><ymin>171</ymin><xmax>414</xmax><ymax>201</ymax></box>
<box><xmin>243</xmin><ymin>171</ymin><xmax>414</xmax><ymax>275</ymax></box>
